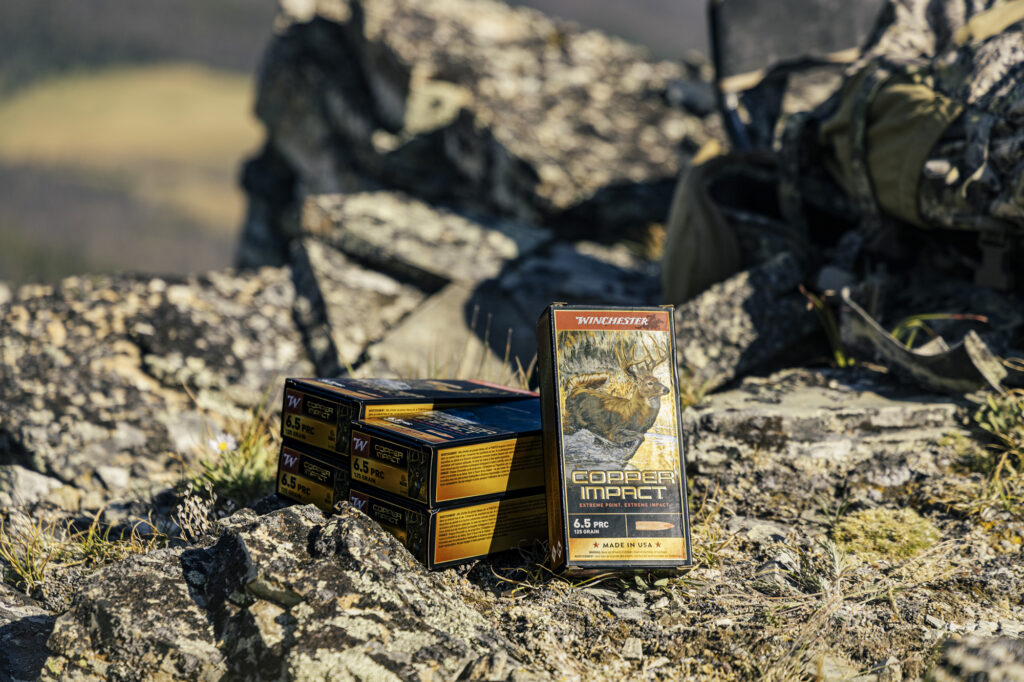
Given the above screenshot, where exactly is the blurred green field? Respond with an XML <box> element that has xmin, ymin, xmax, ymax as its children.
<box><xmin>0</xmin><ymin>64</ymin><xmax>263</xmax><ymax>283</ymax></box>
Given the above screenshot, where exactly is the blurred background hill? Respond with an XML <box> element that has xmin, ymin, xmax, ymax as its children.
<box><xmin>0</xmin><ymin>0</ymin><xmax>705</xmax><ymax>284</ymax></box>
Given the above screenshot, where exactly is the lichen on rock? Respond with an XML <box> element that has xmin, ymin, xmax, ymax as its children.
<box><xmin>2</xmin><ymin>1</ymin><xmax>1024</xmax><ymax>680</ymax></box>
<box><xmin>834</xmin><ymin>507</ymin><xmax>941</xmax><ymax>562</ymax></box>
<box><xmin>40</xmin><ymin>504</ymin><xmax>538</xmax><ymax>681</ymax></box>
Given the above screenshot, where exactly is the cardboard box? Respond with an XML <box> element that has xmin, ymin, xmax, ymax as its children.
<box><xmin>536</xmin><ymin>304</ymin><xmax>692</xmax><ymax>573</ymax></box>
<box><xmin>349</xmin><ymin>485</ymin><xmax>547</xmax><ymax>569</ymax></box>
<box><xmin>276</xmin><ymin>442</ymin><xmax>349</xmax><ymax>513</ymax></box>
<box><xmin>349</xmin><ymin>399</ymin><xmax>545</xmax><ymax>506</ymax></box>
<box><xmin>281</xmin><ymin>378</ymin><xmax>536</xmax><ymax>459</ymax></box>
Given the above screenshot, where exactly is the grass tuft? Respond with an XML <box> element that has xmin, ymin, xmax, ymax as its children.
<box><xmin>936</xmin><ymin>389</ymin><xmax>1024</xmax><ymax>522</ymax></box>
<box><xmin>193</xmin><ymin>399</ymin><xmax>279</xmax><ymax>512</ymax></box>
<box><xmin>689</xmin><ymin>484</ymin><xmax>735</xmax><ymax>569</ymax></box>
<box><xmin>0</xmin><ymin>515</ymin><xmax>60</xmax><ymax>592</ymax></box>
<box><xmin>0</xmin><ymin>509</ymin><xmax>168</xmax><ymax>593</ymax></box>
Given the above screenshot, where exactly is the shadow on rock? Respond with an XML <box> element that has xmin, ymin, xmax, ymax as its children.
<box><xmin>0</xmin><ymin>608</ymin><xmax>56</xmax><ymax>682</ymax></box>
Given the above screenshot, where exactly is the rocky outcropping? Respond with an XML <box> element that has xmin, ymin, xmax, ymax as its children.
<box><xmin>234</xmin><ymin>0</ymin><xmax>731</xmax><ymax>382</ymax></box>
<box><xmin>233</xmin><ymin>0</ymin><xmax>825</xmax><ymax>386</ymax></box>
<box><xmin>0</xmin><ymin>269</ymin><xmax>313</xmax><ymax>504</ymax></box>
<box><xmin>43</xmin><ymin>504</ymin><xmax>538</xmax><ymax>681</ymax></box>
<box><xmin>2</xmin><ymin>0</ymin><xmax>1023</xmax><ymax>680</ymax></box>
<box><xmin>240</xmin><ymin>0</ymin><xmax>716</xmax><ymax>265</ymax></box>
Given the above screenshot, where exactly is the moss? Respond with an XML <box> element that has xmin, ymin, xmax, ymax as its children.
<box><xmin>834</xmin><ymin>508</ymin><xmax>940</xmax><ymax>562</ymax></box>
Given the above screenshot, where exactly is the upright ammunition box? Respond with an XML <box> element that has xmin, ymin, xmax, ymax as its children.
<box><xmin>349</xmin><ymin>399</ymin><xmax>545</xmax><ymax>506</ymax></box>
<box><xmin>349</xmin><ymin>486</ymin><xmax>547</xmax><ymax>569</ymax></box>
<box><xmin>276</xmin><ymin>443</ymin><xmax>349</xmax><ymax>513</ymax></box>
<box><xmin>536</xmin><ymin>305</ymin><xmax>692</xmax><ymax>573</ymax></box>
<box><xmin>281</xmin><ymin>378</ymin><xmax>536</xmax><ymax>459</ymax></box>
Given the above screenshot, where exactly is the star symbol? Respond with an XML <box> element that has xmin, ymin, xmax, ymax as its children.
<box><xmin>655</xmin><ymin>542</ymin><xmax>661</xmax><ymax>548</ymax></box>
<box><xmin>593</xmin><ymin>542</ymin><xmax>599</xmax><ymax>548</ymax></box>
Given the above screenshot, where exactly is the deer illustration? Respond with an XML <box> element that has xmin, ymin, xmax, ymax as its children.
<box><xmin>562</xmin><ymin>335</ymin><xmax>670</xmax><ymax>448</ymax></box>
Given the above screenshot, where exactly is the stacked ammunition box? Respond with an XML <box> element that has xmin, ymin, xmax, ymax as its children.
<box><xmin>536</xmin><ymin>304</ymin><xmax>693</xmax><ymax>574</ymax></box>
<box><xmin>277</xmin><ymin>378</ymin><xmax>545</xmax><ymax>568</ymax></box>
<box><xmin>348</xmin><ymin>400</ymin><xmax>547</xmax><ymax>568</ymax></box>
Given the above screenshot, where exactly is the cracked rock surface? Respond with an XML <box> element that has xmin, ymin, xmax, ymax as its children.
<box><xmin>240</xmin><ymin>0</ymin><xmax>717</xmax><ymax>261</ymax></box>
<box><xmin>2</xmin><ymin>0</ymin><xmax>1023</xmax><ymax>680</ymax></box>
<box><xmin>0</xmin><ymin>269</ymin><xmax>313</xmax><ymax>498</ymax></box>
<box><xmin>42</xmin><ymin>504</ymin><xmax>537</xmax><ymax>681</ymax></box>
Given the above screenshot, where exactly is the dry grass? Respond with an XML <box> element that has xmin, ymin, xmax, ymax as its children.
<box><xmin>935</xmin><ymin>390</ymin><xmax>1024</xmax><ymax>523</ymax></box>
<box><xmin>0</xmin><ymin>63</ymin><xmax>261</xmax><ymax>234</ymax></box>
<box><xmin>0</xmin><ymin>510</ymin><xmax>168</xmax><ymax>592</ymax></box>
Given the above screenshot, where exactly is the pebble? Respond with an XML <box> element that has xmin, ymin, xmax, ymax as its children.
<box><xmin>621</xmin><ymin>637</ymin><xmax>643</xmax><ymax>660</ymax></box>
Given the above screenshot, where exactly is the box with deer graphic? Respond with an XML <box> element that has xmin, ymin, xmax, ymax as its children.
<box><xmin>536</xmin><ymin>304</ymin><xmax>692</xmax><ymax>573</ymax></box>
<box><xmin>348</xmin><ymin>399</ymin><xmax>545</xmax><ymax>507</ymax></box>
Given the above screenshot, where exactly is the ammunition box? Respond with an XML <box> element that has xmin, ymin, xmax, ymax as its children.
<box><xmin>281</xmin><ymin>378</ymin><xmax>536</xmax><ymax>459</ymax></box>
<box><xmin>350</xmin><ymin>399</ymin><xmax>545</xmax><ymax>506</ymax></box>
<box><xmin>536</xmin><ymin>304</ymin><xmax>692</xmax><ymax>573</ymax></box>
<box><xmin>276</xmin><ymin>443</ymin><xmax>350</xmax><ymax>513</ymax></box>
<box><xmin>349</xmin><ymin>485</ymin><xmax>547</xmax><ymax>569</ymax></box>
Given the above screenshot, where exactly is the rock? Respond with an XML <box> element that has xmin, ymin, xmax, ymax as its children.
<box><xmin>94</xmin><ymin>466</ymin><xmax>130</xmax><ymax>492</ymax></box>
<box><xmin>927</xmin><ymin>636</ymin><xmax>1024</xmax><ymax>682</ymax></box>
<box><xmin>0</xmin><ymin>282</ymin><xmax>11</xmax><ymax>307</ymax></box>
<box><xmin>877</xmin><ymin>657</ymin><xmax>902</xmax><ymax>682</ymax></box>
<box><xmin>620</xmin><ymin>637</ymin><xmax>643</xmax><ymax>660</ymax></box>
<box><xmin>302</xmin><ymin>191</ymin><xmax>551</xmax><ymax>288</ymax></box>
<box><xmin>359</xmin><ymin>282</ymin><xmax>526</xmax><ymax>383</ymax></box>
<box><xmin>727</xmin><ymin>517</ymin><xmax>791</xmax><ymax>548</ymax></box>
<box><xmin>42</xmin><ymin>504</ymin><xmax>535</xmax><ymax>680</ymax></box>
<box><xmin>468</xmin><ymin>240</ymin><xmax>660</xmax><ymax>364</ymax></box>
<box><xmin>289</xmin><ymin>238</ymin><xmax>424</xmax><ymax>375</ymax></box>
<box><xmin>674</xmin><ymin>252</ymin><xmax>818</xmax><ymax>392</ymax></box>
<box><xmin>241</xmin><ymin>0</ymin><xmax>719</xmax><ymax>265</ymax></box>
<box><xmin>683</xmin><ymin>367</ymin><xmax>966</xmax><ymax>513</ymax></box>
<box><xmin>237</xmin><ymin>143</ymin><xmax>299</xmax><ymax>268</ymax></box>
<box><xmin>0</xmin><ymin>269</ymin><xmax>313</xmax><ymax>494</ymax></box>
<box><xmin>0</xmin><ymin>466</ymin><xmax>63</xmax><ymax>508</ymax></box>
<box><xmin>0</xmin><ymin>584</ymin><xmax>54</xmax><ymax>682</ymax></box>
<box><xmin>608</xmin><ymin>606</ymin><xmax>647</xmax><ymax>623</ymax></box>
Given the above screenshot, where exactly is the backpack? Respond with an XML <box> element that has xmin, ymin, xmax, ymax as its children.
<box><xmin>663</xmin><ymin>0</ymin><xmax>1024</xmax><ymax>305</ymax></box>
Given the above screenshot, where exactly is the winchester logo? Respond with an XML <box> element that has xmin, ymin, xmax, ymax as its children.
<box><xmin>574</xmin><ymin>316</ymin><xmax>650</xmax><ymax>326</ymax></box>
<box><xmin>281</xmin><ymin>452</ymin><xmax>299</xmax><ymax>469</ymax></box>
<box><xmin>350</xmin><ymin>494</ymin><xmax>367</xmax><ymax>511</ymax></box>
<box><xmin>352</xmin><ymin>435</ymin><xmax>369</xmax><ymax>453</ymax></box>
<box><xmin>285</xmin><ymin>391</ymin><xmax>303</xmax><ymax>410</ymax></box>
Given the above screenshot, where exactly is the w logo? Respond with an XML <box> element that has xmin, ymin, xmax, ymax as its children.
<box><xmin>352</xmin><ymin>436</ymin><xmax>369</xmax><ymax>453</ymax></box>
<box><xmin>285</xmin><ymin>392</ymin><xmax>302</xmax><ymax>410</ymax></box>
<box><xmin>350</xmin><ymin>496</ymin><xmax>367</xmax><ymax>511</ymax></box>
<box><xmin>281</xmin><ymin>452</ymin><xmax>298</xmax><ymax>469</ymax></box>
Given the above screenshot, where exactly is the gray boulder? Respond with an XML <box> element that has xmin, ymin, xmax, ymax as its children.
<box><xmin>239</xmin><ymin>0</ymin><xmax>718</xmax><ymax>266</ymax></box>
<box><xmin>43</xmin><ymin>504</ymin><xmax>536</xmax><ymax>680</ymax></box>
<box><xmin>0</xmin><ymin>270</ymin><xmax>313</xmax><ymax>496</ymax></box>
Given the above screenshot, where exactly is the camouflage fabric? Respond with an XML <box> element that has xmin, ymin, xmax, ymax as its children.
<box><xmin>664</xmin><ymin>0</ymin><xmax>1024</xmax><ymax>304</ymax></box>
<box><xmin>819</xmin><ymin>0</ymin><xmax>1024</xmax><ymax>234</ymax></box>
